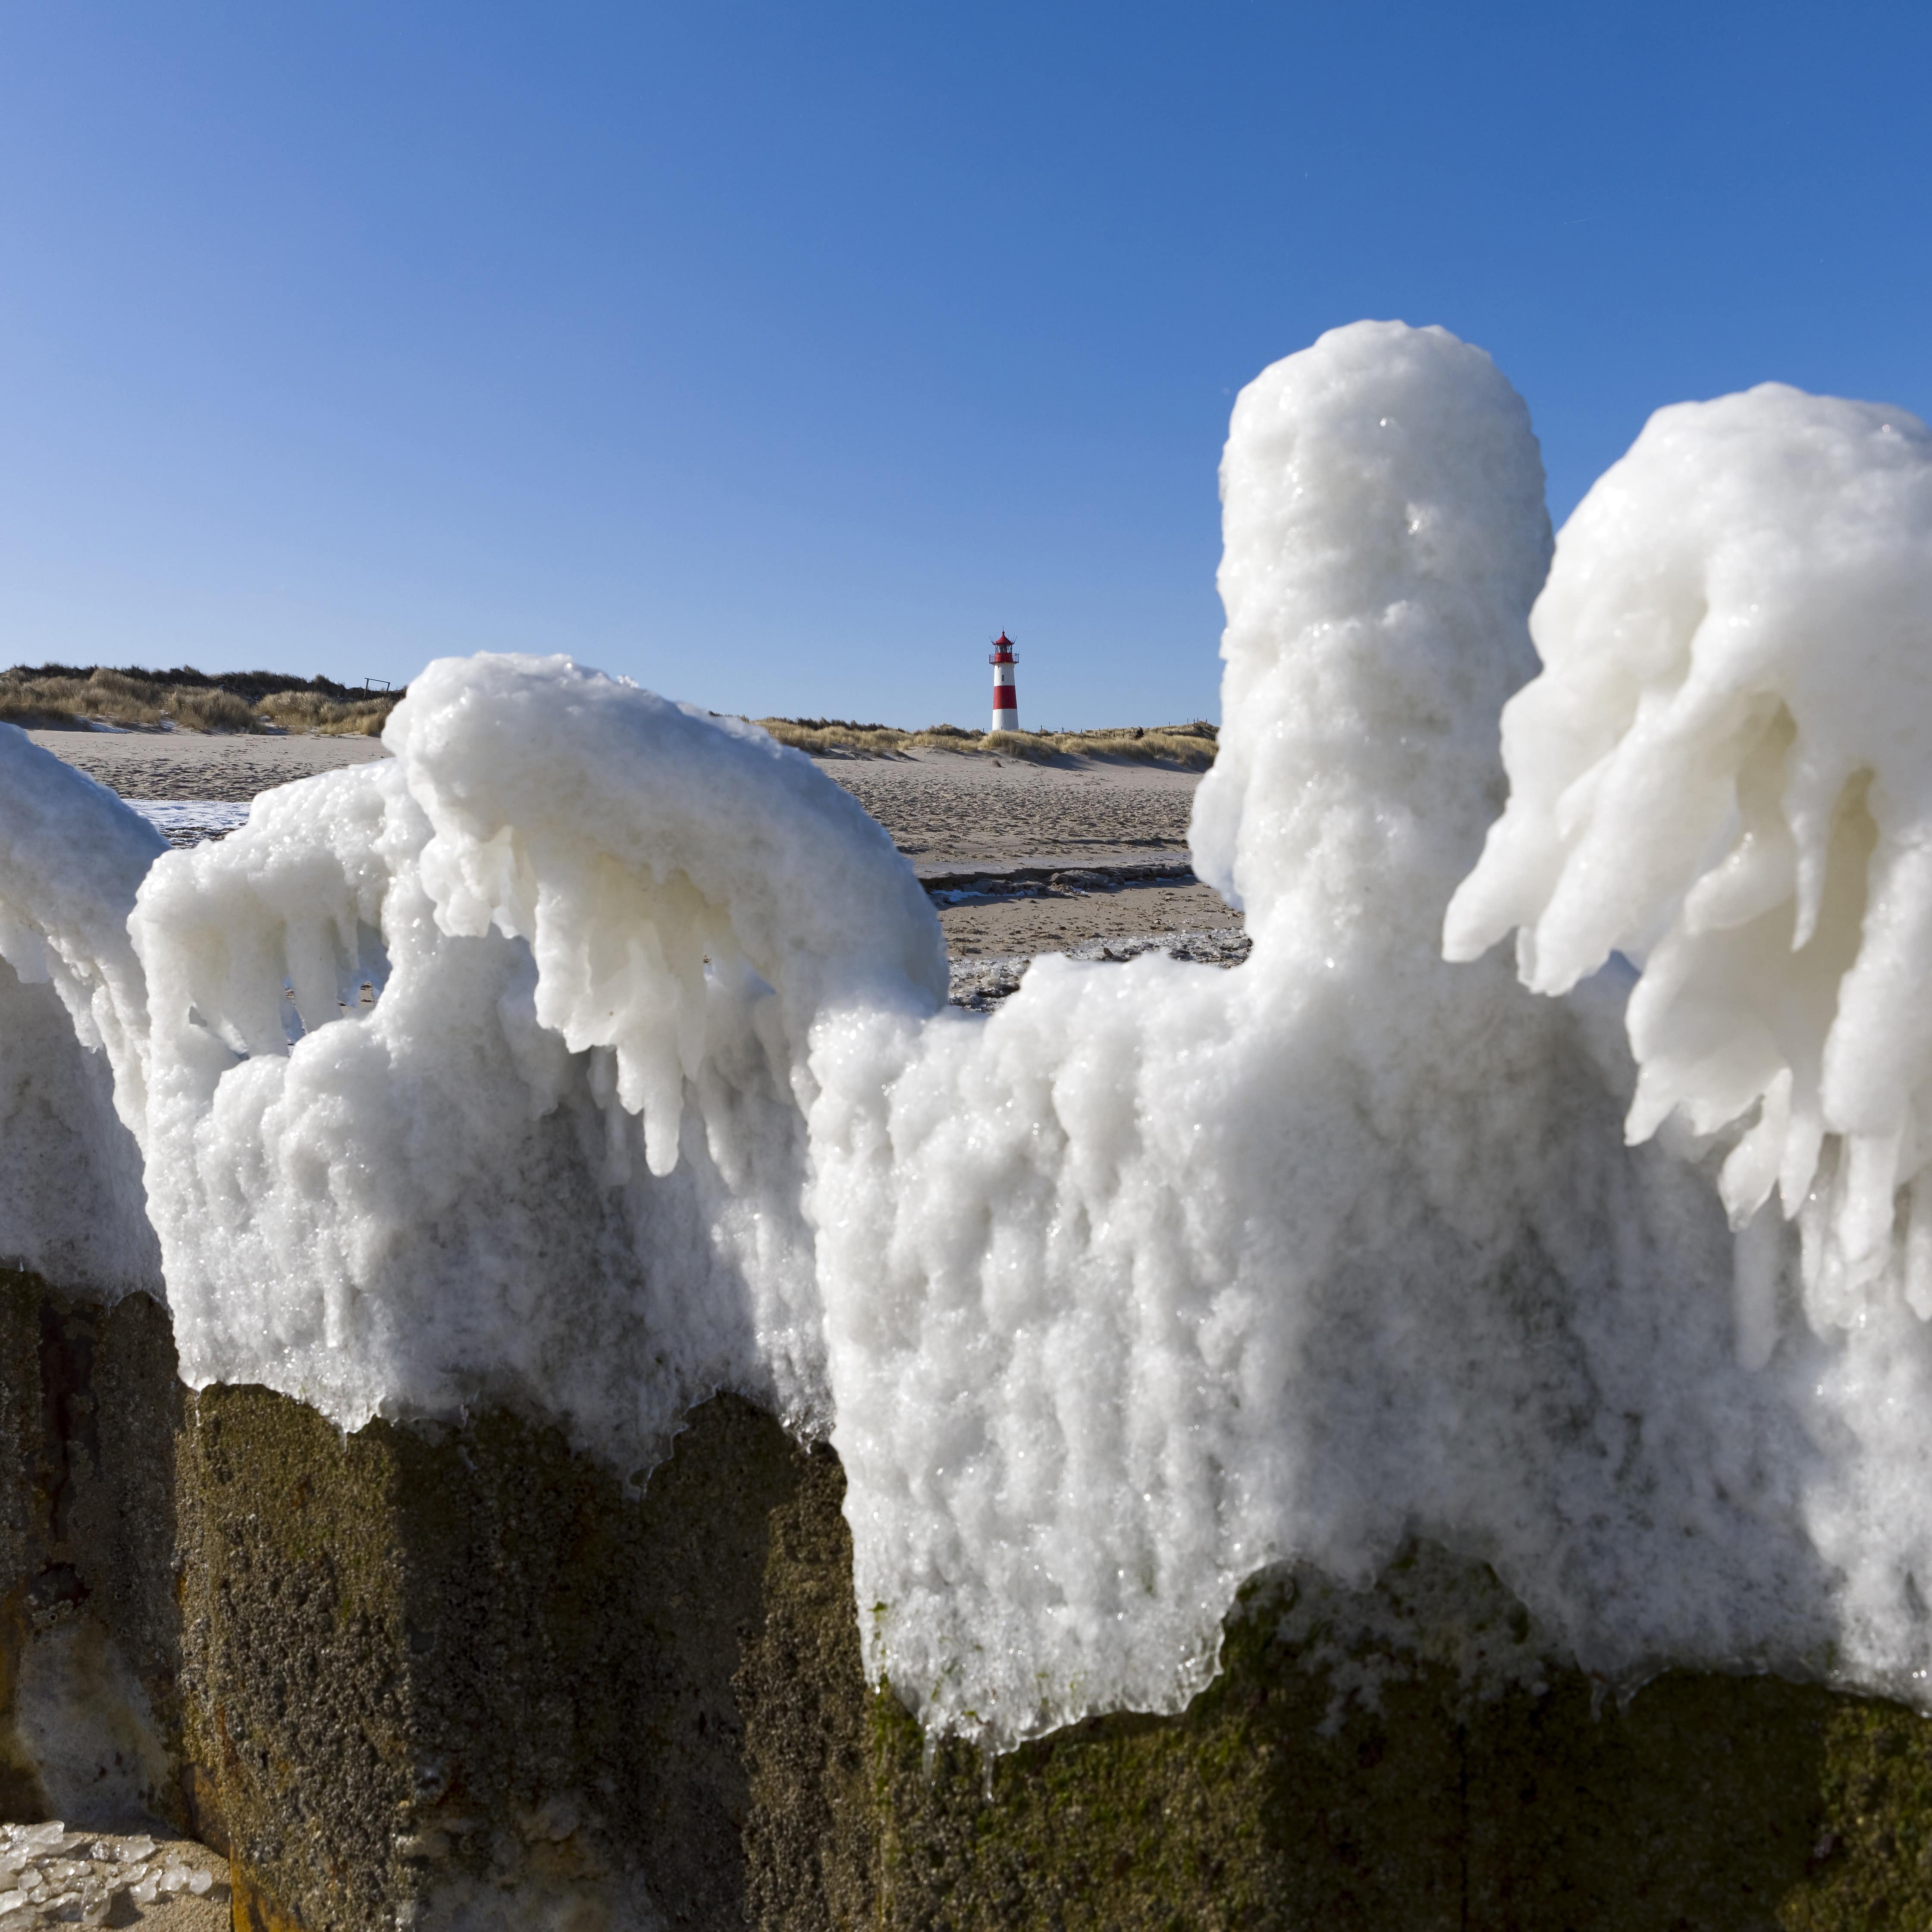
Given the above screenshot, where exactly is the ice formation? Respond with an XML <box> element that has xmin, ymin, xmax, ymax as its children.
<box><xmin>13</xmin><ymin>1616</ymin><xmax>172</xmax><ymax>1827</ymax></box>
<box><xmin>0</xmin><ymin>729</ymin><xmax>161</xmax><ymax>1294</ymax></box>
<box><xmin>806</xmin><ymin>324</ymin><xmax>1840</xmax><ymax>1744</ymax></box>
<box><xmin>6</xmin><ymin>321</ymin><xmax>1932</xmax><ymax>1756</ymax></box>
<box><xmin>1446</xmin><ymin>386</ymin><xmax>1932</xmax><ymax>1327</ymax></box>
<box><xmin>128</xmin><ymin>658</ymin><xmax>945</xmax><ymax>1464</ymax></box>
<box><xmin>0</xmin><ymin>1822</ymin><xmax>224</xmax><ymax>1920</ymax></box>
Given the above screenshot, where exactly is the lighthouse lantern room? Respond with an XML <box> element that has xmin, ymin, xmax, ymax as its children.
<box><xmin>989</xmin><ymin>633</ymin><xmax>1019</xmax><ymax>732</ymax></box>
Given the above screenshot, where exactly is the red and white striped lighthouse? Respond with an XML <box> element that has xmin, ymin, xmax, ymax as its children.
<box><xmin>989</xmin><ymin>632</ymin><xmax>1019</xmax><ymax>731</ymax></box>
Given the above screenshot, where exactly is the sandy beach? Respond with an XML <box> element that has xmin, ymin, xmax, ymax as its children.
<box><xmin>824</xmin><ymin>746</ymin><xmax>1198</xmax><ymax>868</ymax></box>
<box><xmin>25</xmin><ymin>724</ymin><xmax>387</xmax><ymax>802</ymax></box>
<box><xmin>26</xmin><ymin>728</ymin><xmax>1243</xmax><ymax>979</ymax></box>
<box><xmin>828</xmin><ymin>746</ymin><xmax>1236</xmax><ymax>959</ymax></box>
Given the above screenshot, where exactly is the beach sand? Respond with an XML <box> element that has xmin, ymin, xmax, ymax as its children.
<box><xmin>25</xmin><ymin>731</ymin><xmax>1242</xmax><ymax>971</ymax></box>
<box><xmin>0</xmin><ymin>1825</ymin><xmax>230</xmax><ymax>1927</ymax></box>
<box><xmin>25</xmin><ymin>725</ymin><xmax>386</xmax><ymax>802</ymax></box>
<box><xmin>828</xmin><ymin>746</ymin><xmax>1235</xmax><ymax>959</ymax></box>
<box><xmin>823</xmin><ymin>747</ymin><xmax>1198</xmax><ymax>868</ymax></box>
<box><xmin>932</xmin><ymin>873</ymin><xmax>1235</xmax><ymax>957</ymax></box>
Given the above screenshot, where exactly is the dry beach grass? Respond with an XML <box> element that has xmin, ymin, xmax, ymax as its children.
<box><xmin>758</xmin><ymin>715</ymin><xmax>1220</xmax><ymax>770</ymax></box>
<box><xmin>0</xmin><ymin>665</ymin><xmax>395</xmax><ymax>736</ymax></box>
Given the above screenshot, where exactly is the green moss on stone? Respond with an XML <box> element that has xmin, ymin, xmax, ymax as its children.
<box><xmin>1779</xmin><ymin>1698</ymin><xmax>1932</xmax><ymax>1929</ymax></box>
<box><xmin>741</xmin><ymin>1467</ymin><xmax>1932</xmax><ymax>1932</ymax></box>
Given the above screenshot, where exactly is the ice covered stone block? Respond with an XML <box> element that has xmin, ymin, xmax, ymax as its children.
<box><xmin>0</xmin><ymin>729</ymin><xmax>162</xmax><ymax>1303</ymax></box>
<box><xmin>806</xmin><ymin>320</ymin><xmax>1871</xmax><ymax>1752</ymax></box>
<box><xmin>744</xmin><ymin>1448</ymin><xmax>1932</xmax><ymax>1929</ymax></box>
<box><xmin>1446</xmin><ymin>379</ymin><xmax>1932</xmax><ymax>1710</ymax></box>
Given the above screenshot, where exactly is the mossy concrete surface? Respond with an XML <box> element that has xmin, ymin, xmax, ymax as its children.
<box><xmin>738</xmin><ymin>1442</ymin><xmax>878</xmax><ymax>1931</ymax></box>
<box><xmin>179</xmin><ymin>1383</ymin><xmax>812</xmax><ymax>1931</ymax></box>
<box><xmin>747</xmin><ymin>1454</ymin><xmax>1932</xmax><ymax>1932</ymax></box>
<box><xmin>853</xmin><ymin>1664</ymin><xmax>1932</xmax><ymax>1932</ymax></box>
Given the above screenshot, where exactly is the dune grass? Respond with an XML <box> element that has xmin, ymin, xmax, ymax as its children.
<box><xmin>757</xmin><ymin>716</ymin><xmax>1219</xmax><ymax>769</ymax></box>
<box><xmin>986</xmin><ymin>724</ymin><xmax>1220</xmax><ymax>769</ymax></box>
<box><xmin>257</xmin><ymin>689</ymin><xmax>396</xmax><ymax>736</ymax></box>
<box><xmin>754</xmin><ymin>716</ymin><xmax>916</xmax><ymax>756</ymax></box>
<box><xmin>0</xmin><ymin>664</ymin><xmax>401</xmax><ymax>735</ymax></box>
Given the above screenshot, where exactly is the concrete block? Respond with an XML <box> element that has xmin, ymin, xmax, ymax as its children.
<box><xmin>738</xmin><ymin>1442</ymin><xmax>878</xmax><ymax>1932</ymax></box>
<box><xmin>739</xmin><ymin>1454</ymin><xmax>1932</xmax><ymax>1932</ymax></box>
<box><xmin>0</xmin><ymin>1267</ymin><xmax>187</xmax><ymax>1832</ymax></box>
<box><xmin>179</xmin><ymin>1385</ymin><xmax>811</xmax><ymax>1931</ymax></box>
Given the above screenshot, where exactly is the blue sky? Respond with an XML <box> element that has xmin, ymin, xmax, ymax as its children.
<box><xmin>1</xmin><ymin>3</ymin><xmax>1927</xmax><ymax>729</ymax></box>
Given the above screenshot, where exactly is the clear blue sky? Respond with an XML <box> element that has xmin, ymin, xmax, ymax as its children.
<box><xmin>1</xmin><ymin>3</ymin><xmax>1926</xmax><ymax>729</ymax></box>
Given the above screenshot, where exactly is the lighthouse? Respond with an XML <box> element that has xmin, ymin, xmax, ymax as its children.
<box><xmin>989</xmin><ymin>632</ymin><xmax>1019</xmax><ymax>732</ymax></box>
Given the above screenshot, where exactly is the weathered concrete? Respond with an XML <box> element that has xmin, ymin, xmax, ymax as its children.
<box><xmin>0</xmin><ymin>1268</ymin><xmax>187</xmax><ymax>1831</ymax></box>
<box><xmin>738</xmin><ymin>1443</ymin><xmax>878</xmax><ymax>1932</ymax></box>
<box><xmin>743</xmin><ymin>1452</ymin><xmax>1932</xmax><ymax>1932</ymax></box>
<box><xmin>179</xmin><ymin>1384</ymin><xmax>810</xmax><ymax>1931</ymax></box>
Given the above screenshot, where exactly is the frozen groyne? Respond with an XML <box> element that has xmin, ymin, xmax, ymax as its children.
<box><xmin>2</xmin><ymin>321</ymin><xmax>1932</xmax><ymax>1926</ymax></box>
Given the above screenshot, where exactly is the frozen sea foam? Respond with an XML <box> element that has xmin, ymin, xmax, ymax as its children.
<box><xmin>6</xmin><ymin>324</ymin><xmax>1932</xmax><ymax>1755</ymax></box>
<box><xmin>129</xmin><ymin>662</ymin><xmax>945</xmax><ymax>1465</ymax></box>
<box><xmin>807</xmin><ymin>324</ymin><xmax>1856</xmax><ymax>1747</ymax></box>
<box><xmin>1440</xmin><ymin>381</ymin><xmax>1932</xmax><ymax>1718</ymax></box>
<box><xmin>1446</xmin><ymin>387</ymin><xmax>1932</xmax><ymax>1328</ymax></box>
<box><xmin>0</xmin><ymin>728</ymin><xmax>162</xmax><ymax>1295</ymax></box>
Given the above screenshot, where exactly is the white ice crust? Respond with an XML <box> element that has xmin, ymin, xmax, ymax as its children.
<box><xmin>0</xmin><ymin>729</ymin><xmax>161</xmax><ymax>1294</ymax></box>
<box><xmin>1447</xmin><ymin>386</ymin><xmax>1932</xmax><ymax>1328</ymax></box>
<box><xmin>808</xmin><ymin>324</ymin><xmax>1844</xmax><ymax>1743</ymax></box>
<box><xmin>5</xmin><ymin>324</ymin><xmax>1932</xmax><ymax>1751</ymax></box>
<box><xmin>127</xmin><ymin>658</ymin><xmax>945</xmax><ymax>1466</ymax></box>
